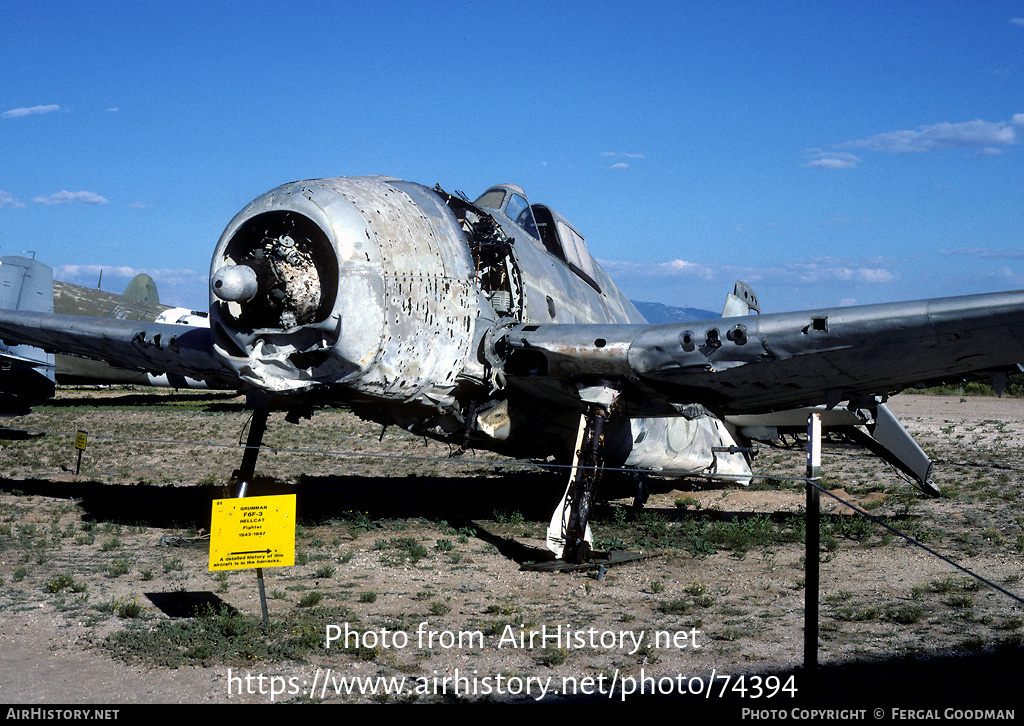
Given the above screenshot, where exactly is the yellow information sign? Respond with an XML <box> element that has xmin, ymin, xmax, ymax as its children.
<box><xmin>74</xmin><ymin>431</ymin><xmax>88</xmax><ymax>451</ymax></box>
<box><xmin>209</xmin><ymin>494</ymin><xmax>296</xmax><ymax>571</ymax></box>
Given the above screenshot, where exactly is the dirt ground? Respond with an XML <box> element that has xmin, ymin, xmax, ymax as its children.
<box><xmin>0</xmin><ymin>389</ymin><xmax>1021</xmax><ymax>709</ymax></box>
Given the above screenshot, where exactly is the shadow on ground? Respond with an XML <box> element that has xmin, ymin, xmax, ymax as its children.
<box><xmin>0</xmin><ymin>470</ymin><xmax>566</xmax><ymax>530</ymax></box>
<box><xmin>611</xmin><ymin>643</ymin><xmax>1022</xmax><ymax>711</ymax></box>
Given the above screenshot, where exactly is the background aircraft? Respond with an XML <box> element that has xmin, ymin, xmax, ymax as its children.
<box><xmin>52</xmin><ymin>268</ymin><xmax>211</xmax><ymax>388</ymax></box>
<box><xmin>0</xmin><ymin>255</ymin><xmax>215</xmax><ymax>413</ymax></box>
<box><xmin>1</xmin><ymin>176</ymin><xmax>1022</xmax><ymax>563</ymax></box>
<box><xmin>0</xmin><ymin>256</ymin><xmax>55</xmax><ymax>414</ymax></box>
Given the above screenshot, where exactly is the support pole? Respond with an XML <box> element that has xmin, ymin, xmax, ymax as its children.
<box><xmin>236</xmin><ymin>408</ymin><xmax>269</xmax><ymax>497</ymax></box>
<box><xmin>235</xmin><ymin>407</ymin><xmax>271</xmax><ymax>630</ymax></box>
<box><xmin>804</xmin><ymin>412</ymin><xmax>821</xmax><ymax>679</ymax></box>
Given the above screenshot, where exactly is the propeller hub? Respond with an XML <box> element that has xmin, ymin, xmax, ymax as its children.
<box><xmin>211</xmin><ymin>264</ymin><xmax>259</xmax><ymax>303</ymax></box>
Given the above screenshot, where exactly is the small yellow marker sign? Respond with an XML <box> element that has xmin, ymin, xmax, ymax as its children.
<box><xmin>74</xmin><ymin>431</ymin><xmax>88</xmax><ymax>475</ymax></box>
<box><xmin>209</xmin><ymin>494</ymin><xmax>296</xmax><ymax>571</ymax></box>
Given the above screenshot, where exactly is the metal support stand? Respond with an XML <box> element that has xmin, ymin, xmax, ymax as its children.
<box><xmin>804</xmin><ymin>412</ymin><xmax>821</xmax><ymax>682</ymax></box>
<box><xmin>235</xmin><ymin>407</ymin><xmax>271</xmax><ymax>630</ymax></box>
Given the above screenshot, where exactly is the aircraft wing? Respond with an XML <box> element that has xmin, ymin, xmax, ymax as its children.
<box><xmin>495</xmin><ymin>290</ymin><xmax>1024</xmax><ymax>416</ymax></box>
<box><xmin>0</xmin><ymin>310</ymin><xmax>239</xmax><ymax>390</ymax></box>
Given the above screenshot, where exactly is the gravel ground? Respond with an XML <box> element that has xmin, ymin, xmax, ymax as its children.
<box><xmin>0</xmin><ymin>389</ymin><xmax>1021</xmax><ymax>709</ymax></box>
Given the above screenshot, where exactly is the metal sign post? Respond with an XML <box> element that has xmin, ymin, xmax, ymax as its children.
<box><xmin>212</xmin><ymin>407</ymin><xmax>276</xmax><ymax>629</ymax></box>
<box><xmin>804</xmin><ymin>412</ymin><xmax>821</xmax><ymax>678</ymax></box>
<box><xmin>74</xmin><ymin>430</ymin><xmax>87</xmax><ymax>475</ymax></box>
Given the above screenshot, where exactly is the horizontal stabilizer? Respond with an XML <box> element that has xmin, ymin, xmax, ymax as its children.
<box><xmin>845</xmin><ymin>403</ymin><xmax>937</xmax><ymax>495</ymax></box>
<box><xmin>729</xmin><ymin>402</ymin><xmax>936</xmax><ymax>495</ymax></box>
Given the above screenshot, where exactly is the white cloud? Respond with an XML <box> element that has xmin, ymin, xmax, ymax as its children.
<box><xmin>806</xmin><ymin>158</ymin><xmax>857</xmax><ymax>170</ymax></box>
<box><xmin>599</xmin><ymin>258</ymin><xmax>716</xmax><ymax>280</ymax></box>
<box><xmin>2</xmin><ymin>104</ymin><xmax>60</xmax><ymax>119</ymax></box>
<box><xmin>783</xmin><ymin>260</ymin><xmax>896</xmax><ymax>284</ymax></box>
<box><xmin>664</xmin><ymin>259</ymin><xmax>715</xmax><ymax>277</ymax></box>
<box><xmin>803</xmin><ymin>150</ymin><xmax>860</xmax><ymax>170</ymax></box>
<box><xmin>974</xmin><ymin>266</ymin><xmax>1024</xmax><ymax>286</ymax></box>
<box><xmin>600</xmin><ymin>256</ymin><xmax>896</xmax><ymax>286</ymax></box>
<box><xmin>608</xmin><ymin>162</ymin><xmax>629</xmax><ymax>170</ymax></box>
<box><xmin>941</xmin><ymin>247</ymin><xmax>1024</xmax><ymax>259</ymax></box>
<box><xmin>1011</xmin><ymin>18</ymin><xmax>1024</xmax><ymax>25</ymax></box>
<box><xmin>841</xmin><ymin>115</ymin><xmax>1022</xmax><ymax>154</ymax></box>
<box><xmin>0</xmin><ymin>190</ymin><xmax>25</xmax><ymax>208</ymax></box>
<box><xmin>820</xmin><ymin>217</ymin><xmax>867</xmax><ymax>226</ymax></box>
<box><xmin>57</xmin><ymin>264</ymin><xmax>142</xmax><ymax>279</ymax></box>
<box><xmin>32</xmin><ymin>190</ymin><xmax>109</xmax><ymax>205</ymax></box>
<box><xmin>55</xmin><ymin>265</ymin><xmax>205</xmax><ymax>288</ymax></box>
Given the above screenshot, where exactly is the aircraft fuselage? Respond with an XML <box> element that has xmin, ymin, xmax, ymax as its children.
<box><xmin>208</xmin><ymin>176</ymin><xmax>749</xmax><ymax>477</ymax></box>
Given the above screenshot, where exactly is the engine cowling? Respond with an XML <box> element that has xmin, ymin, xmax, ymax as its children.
<box><xmin>209</xmin><ymin>176</ymin><xmax>482</xmax><ymax>410</ymax></box>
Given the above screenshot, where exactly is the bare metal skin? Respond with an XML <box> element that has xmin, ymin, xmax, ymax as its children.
<box><xmin>3</xmin><ymin>175</ymin><xmax>1024</xmax><ymax>516</ymax></box>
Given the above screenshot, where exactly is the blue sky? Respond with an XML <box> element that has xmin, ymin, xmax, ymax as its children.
<box><xmin>1</xmin><ymin>1</ymin><xmax>1022</xmax><ymax>314</ymax></box>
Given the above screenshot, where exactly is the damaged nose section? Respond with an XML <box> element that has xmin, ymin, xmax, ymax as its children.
<box><xmin>213</xmin><ymin>221</ymin><xmax>332</xmax><ymax>330</ymax></box>
<box><xmin>210</xmin><ymin>205</ymin><xmax>354</xmax><ymax>394</ymax></box>
<box><xmin>210</xmin><ymin>176</ymin><xmax>478</xmax><ymax>404</ymax></box>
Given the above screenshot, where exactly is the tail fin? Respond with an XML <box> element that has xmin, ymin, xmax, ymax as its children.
<box><xmin>121</xmin><ymin>274</ymin><xmax>159</xmax><ymax>305</ymax></box>
<box><xmin>0</xmin><ymin>256</ymin><xmax>56</xmax><ymax>412</ymax></box>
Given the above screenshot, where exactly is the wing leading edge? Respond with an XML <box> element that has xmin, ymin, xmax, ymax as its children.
<box><xmin>495</xmin><ymin>289</ymin><xmax>1024</xmax><ymax>416</ymax></box>
<box><xmin>0</xmin><ymin>310</ymin><xmax>238</xmax><ymax>390</ymax></box>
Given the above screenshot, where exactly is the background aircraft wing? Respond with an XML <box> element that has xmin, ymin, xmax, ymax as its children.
<box><xmin>0</xmin><ymin>310</ymin><xmax>239</xmax><ymax>390</ymax></box>
<box><xmin>496</xmin><ymin>289</ymin><xmax>1024</xmax><ymax>416</ymax></box>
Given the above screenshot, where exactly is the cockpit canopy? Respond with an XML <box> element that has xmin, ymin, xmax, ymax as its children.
<box><xmin>475</xmin><ymin>185</ymin><xmax>601</xmax><ymax>292</ymax></box>
<box><xmin>475</xmin><ymin>184</ymin><xmax>539</xmax><ymax>239</ymax></box>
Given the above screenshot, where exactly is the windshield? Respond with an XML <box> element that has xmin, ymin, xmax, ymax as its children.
<box><xmin>474</xmin><ymin>189</ymin><xmax>506</xmax><ymax>210</ymax></box>
<box><xmin>504</xmin><ymin>193</ymin><xmax>539</xmax><ymax>239</ymax></box>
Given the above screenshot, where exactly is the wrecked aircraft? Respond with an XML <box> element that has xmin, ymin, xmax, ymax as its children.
<box><xmin>1</xmin><ymin>176</ymin><xmax>1023</xmax><ymax>563</ymax></box>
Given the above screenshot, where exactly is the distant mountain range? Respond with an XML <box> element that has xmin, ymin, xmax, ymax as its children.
<box><xmin>631</xmin><ymin>300</ymin><xmax>718</xmax><ymax>324</ymax></box>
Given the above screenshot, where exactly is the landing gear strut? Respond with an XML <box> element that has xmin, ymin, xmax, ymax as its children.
<box><xmin>548</xmin><ymin>403</ymin><xmax>609</xmax><ymax>564</ymax></box>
